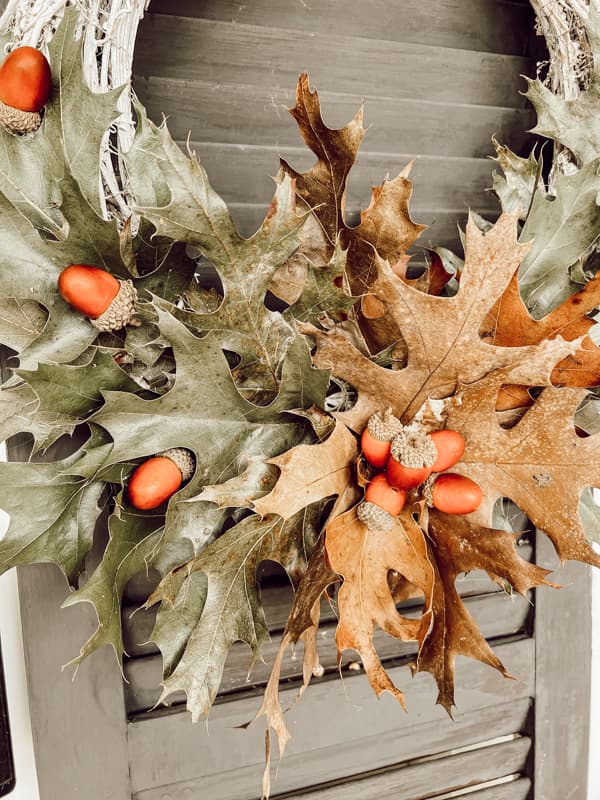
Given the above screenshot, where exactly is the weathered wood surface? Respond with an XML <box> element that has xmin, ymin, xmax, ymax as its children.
<box><xmin>534</xmin><ymin>533</ymin><xmax>593</xmax><ymax>799</ymax></box>
<box><xmin>146</xmin><ymin>0</ymin><xmax>534</xmax><ymax>57</ymax></box>
<box><xmin>133</xmin><ymin>77</ymin><xmax>535</xmax><ymax>159</ymax></box>
<box><xmin>17</xmin><ymin>564</ymin><xmax>131</xmax><ymax>800</ymax></box>
<box><xmin>127</xmin><ymin>639</ymin><xmax>534</xmax><ymax>799</ymax></box>
<box><xmin>454</xmin><ymin>778</ymin><xmax>532</xmax><ymax>799</ymax></box>
<box><xmin>273</xmin><ymin>736</ymin><xmax>531</xmax><ymax>800</ymax></box>
<box><xmin>179</xmin><ymin>141</ymin><xmax>499</xmax><ymax>213</ymax></box>
<box><xmin>132</xmin><ymin>16</ymin><xmax>533</xmax><ymax>109</ymax></box>
<box><xmin>123</xmin><ymin>590</ymin><xmax>532</xmax><ymax>714</ymax></box>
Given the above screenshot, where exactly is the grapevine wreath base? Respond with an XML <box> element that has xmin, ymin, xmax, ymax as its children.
<box><xmin>1</xmin><ymin>1</ymin><xmax>600</xmax><ymax>797</ymax></box>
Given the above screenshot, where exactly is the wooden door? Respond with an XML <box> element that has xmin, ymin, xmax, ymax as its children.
<box><xmin>8</xmin><ymin>1</ymin><xmax>595</xmax><ymax>798</ymax></box>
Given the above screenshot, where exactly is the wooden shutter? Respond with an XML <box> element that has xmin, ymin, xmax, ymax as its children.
<box><xmin>8</xmin><ymin>1</ymin><xmax>594</xmax><ymax>798</ymax></box>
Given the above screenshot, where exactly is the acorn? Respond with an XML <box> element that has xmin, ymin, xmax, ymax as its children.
<box><xmin>361</xmin><ymin>408</ymin><xmax>403</xmax><ymax>468</ymax></box>
<box><xmin>430</xmin><ymin>473</ymin><xmax>483</xmax><ymax>515</ymax></box>
<box><xmin>127</xmin><ymin>448</ymin><xmax>195</xmax><ymax>510</ymax></box>
<box><xmin>58</xmin><ymin>264</ymin><xmax>139</xmax><ymax>332</ymax></box>
<box><xmin>357</xmin><ymin>500</ymin><xmax>395</xmax><ymax>532</ymax></box>
<box><xmin>365</xmin><ymin>473</ymin><xmax>406</xmax><ymax>516</ymax></box>
<box><xmin>387</xmin><ymin>428</ymin><xmax>437</xmax><ymax>490</ymax></box>
<box><xmin>0</xmin><ymin>46</ymin><xmax>51</xmax><ymax>135</ymax></box>
<box><xmin>429</xmin><ymin>429</ymin><xmax>465</xmax><ymax>473</ymax></box>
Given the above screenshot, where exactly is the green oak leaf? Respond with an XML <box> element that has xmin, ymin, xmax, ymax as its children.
<box><xmin>0</xmin><ymin>382</ymin><xmax>75</xmax><ymax>452</ymax></box>
<box><xmin>0</xmin><ymin>8</ymin><xmax>120</xmax><ymax>234</ymax></box>
<box><xmin>92</xmin><ymin>308</ymin><xmax>328</xmax><ymax>561</ymax></box>
<box><xmin>490</xmin><ymin>137</ymin><xmax>545</xmax><ymax>219</ymax></box>
<box><xmin>127</xmin><ymin>107</ymin><xmax>306</xmax><ymax>396</ymax></box>
<box><xmin>525</xmin><ymin>77</ymin><xmax>600</xmax><ymax>167</ymax></box>
<box><xmin>148</xmin><ymin>505</ymin><xmax>322</xmax><ymax>719</ymax></box>
<box><xmin>0</xmin><ymin>299</ymin><xmax>47</xmax><ymax>354</ymax></box>
<box><xmin>62</xmin><ymin>498</ymin><xmax>164</xmax><ymax>664</ymax></box>
<box><xmin>288</xmin><ymin>241</ymin><xmax>358</xmax><ymax>325</ymax></box>
<box><xmin>519</xmin><ymin>159</ymin><xmax>600</xmax><ymax>318</ymax></box>
<box><xmin>149</xmin><ymin>569</ymin><xmax>208</xmax><ymax>679</ymax></box>
<box><xmin>18</xmin><ymin>348</ymin><xmax>141</xmax><ymax>423</ymax></box>
<box><xmin>0</xmin><ymin>462</ymin><xmax>103</xmax><ymax>585</ymax></box>
<box><xmin>579</xmin><ymin>486</ymin><xmax>600</xmax><ymax>545</ymax></box>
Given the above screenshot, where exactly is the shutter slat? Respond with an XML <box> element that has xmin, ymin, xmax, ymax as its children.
<box><xmin>270</xmin><ymin>736</ymin><xmax>531</xmax><ymax>800</ymax></box>
<box><xmin>144</xmin><ymin>0</ymin><xmax>533</xmax><ymax>57</ymax></box>
<box><xmin>122</xmin><ymin>543</ymin><xmax>533</xmax><ymax>658</ymax></box>
<box><xmin>132</xmin><ymin>16</ymin><xmax>533</xmax><ymax>109</ymax></box>
<box><xmin>133</xmin><ymin>77</ymin><xmax>535</xmax><ymax>159</ymax></box>
<box><xmin>127</xmin><ymin>639</ymin><xmax>534</xmax><ymax>798</ymax></box>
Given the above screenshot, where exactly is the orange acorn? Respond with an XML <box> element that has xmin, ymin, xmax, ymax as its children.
<box><xmin>431</xmin><ymin>473</ymin><xmax>483</xmax><ymax>515</ymax></box>
<box><xmin>127</xmin><ymin>448</ymin><xmax>195</xmax><ymax>510</ymax></box>
<box><xmin>386</xmin><ymin>428</ymin><xmax>437</xmax><ymax>490</ymax></box>
<box><xmin>58</xmin><ymin>264</ymin><xmax>138</xmax><ymax>332</ymax></box>
<box><xmin>0</xmin><ymin>46</ymin><xmax>51</xmax><ymax>134</ymax></box>
<box><xmin>429</xmin><ymin>429</ymin><xmax>465</xmax><ymax>473</ymax></box>
<box><xmin>365</xmin><ymin>473</ymin><xmax>406</xmax><ymax>516</ymax></box>
<box><xmin>361</xmin><ymin>409</ymin><xmax>402</xmax><ymax>468</ymax></box>
<box><xmin>386</xmin><ymin>458</ymin><xmax>432</xmax><ymax>491</ymax></box>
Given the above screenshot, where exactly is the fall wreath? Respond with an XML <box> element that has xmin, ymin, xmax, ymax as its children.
<box><xmin>0</xmin><ymin>1</ymin><xmax>599</xmax><ymax>796</ymax></box>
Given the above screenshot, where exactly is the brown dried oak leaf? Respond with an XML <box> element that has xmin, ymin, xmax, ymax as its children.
<box><xmin>277</xmin><ymin>72</ymin><xmax>428</xmax><ymax>352</ymax></box>
<box><xmin>303</xmin><ymin>212</ymin><xmax>583</xmax><ymax>430</ymax></box>
<box><xmin>482</xmin><ymin>269</ymin><xmax>600</xmax><ymax>411</ymax></box>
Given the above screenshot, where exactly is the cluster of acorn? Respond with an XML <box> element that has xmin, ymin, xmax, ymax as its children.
<box><xmin>357</xmin><ymin>409</ymin><xmax>483</xmax><ymax>531</ymax></box>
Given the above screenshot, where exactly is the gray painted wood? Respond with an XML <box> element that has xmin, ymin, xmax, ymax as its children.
<box><xmin>146</xmin><ymin>0</ymin><xmax>534</xmax><ymax>57</ymax></box>
<box><xmin>17</xmin><ymin>564</ymin><xmax>131</xmax><ymax>800</ymax></box>
<box><xmin>127</xmin><ymin>639</ymin><xmax>534</xmax><ymax>798</ymax></box>
<box><xmin>132</xmin><ymin>17</ymin><xmax>533</xmax><ymax>109</ymax></box>
<box><xmin>273</xmin><ymin>736</ymin><xmax>531</xmax><ymax>800</ymax></box>
<box><xmin>181</xmin><ymin>141</ymin><xmax>499</xmax><ymax>216</ymax></box>
<box><xmin>132</xmin><ymin>77</ymin><xmax>536</xmax><ymax>159</ymax></box>
<box><xmin>534</xmin><ymin>533</ymin><xmax>593</xmax><ymax>799</ymax></box>
<box><xmin>455</xmin><ymin>778</ymin><xmax>532</xmax><ymax>799</ymax></box>
<box><xmin>123</xmin><ymin>590</ymin><xmax>532</xmax><ymax>714</ymax></box>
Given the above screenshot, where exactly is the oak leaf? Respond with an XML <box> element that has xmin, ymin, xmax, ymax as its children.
<box><xmin>326</xmin><ymin>507</ymin><xmax>434</xmax><ymax>706</ymax></box>
<box><xmin>413</xmin><ymin>509</ymin><xmax>554</xmax><ymax>712</ymax></box>
<box><xmin>483</xmin><ymin>270</ymin><xmax>600</xmax><ymax>410</ymax></box>
<box><xmin>254</xmin><ymin>421</ymin><xmax>360</xmax><ymax>520</ymax></box>
<box><xmin>280</xmin><ymin>73</ymin><xmax>428</xmax><ymax>351</ymax></box>
<box><xmin>304</xmin><ymin>213</ymin><xmax>582</xmax><ymax>430</ymax></box>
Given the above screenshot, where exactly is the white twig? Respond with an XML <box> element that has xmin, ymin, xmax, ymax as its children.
<box><xmin>0</xmin><ymin>0</ymin><xmax>150</xmax><ymax>224</ymax></box>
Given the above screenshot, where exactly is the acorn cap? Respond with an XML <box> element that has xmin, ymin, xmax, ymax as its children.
<box><xmin>91</xmin><ymin>279</ymin><xmax>138</xmax><ymax>332</ymax></box>
<box><xmin>390</xmin><ymin>428</ymin><xmax>437</xmax><ymax>468</ymax></box>
<box><xmin>158</xmin><ymin>448</ymin><xmax>195</xmax><ymax>482</ymax></box>
<box><xmin>366</xmin><ymin>408</ymin><xmax>403</xmax><ymax>442</ymax></box>
<box><xmin>356</xmin><ymin>501</ymin><xmax>395</xmax><ymax>531</ymax></box>
<box><xmin>0</xmin><ymin>99</ymin><xmax>41</xmax><ymax>135</ymax></box>
<box><xmin>422</xmin><ymin>475</ymin><xmax>435</xmax><ymax>508</ymax></box>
